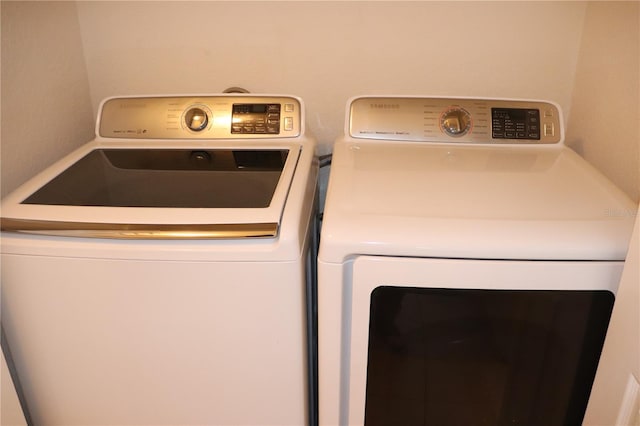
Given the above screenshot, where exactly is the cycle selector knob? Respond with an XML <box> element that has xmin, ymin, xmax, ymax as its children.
<box><xmin>441</xmin><ymin>107</ymin><xmax>471</xmax><ymax>137</ymax></box>
<box><xmin>184</xmin><ymin>107</ymin><xmax>209</xmax><ymax>132</ymax></box>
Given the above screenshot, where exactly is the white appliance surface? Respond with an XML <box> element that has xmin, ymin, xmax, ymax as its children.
<box><xmin>317</xmin><ymin>96</ymin><xmax>636</xmax><ymax>426</ymax></box>
<box><xmin>321</xmin><ymin>140</ymin><xmax>633</xmax><ymax>262</ymax></box>
<box><xmin>1</xmin><ymin>94</ymin><xmax>318</xmax><ymax>425</ymax></box>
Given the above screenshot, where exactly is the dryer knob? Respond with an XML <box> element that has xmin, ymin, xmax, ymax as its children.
<box><xmin>185</xmin><ymin>107</ymin><xmax>209</xmax><ymax>132</ymax></box>
<box><xmin>441</xmin><ymin>108</ymin><xmax>471</xmax><ymax>137</ymax></box>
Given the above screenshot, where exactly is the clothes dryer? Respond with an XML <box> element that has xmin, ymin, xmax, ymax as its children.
<box><xmin>1</xmin><ymin>94</ymin><xmax>318</xmax><ymax>425</ymax></box>
<box><xmin>318</xmin><ymin>96</ymin><xmax>636</xmax><ymax>426</ymax></box>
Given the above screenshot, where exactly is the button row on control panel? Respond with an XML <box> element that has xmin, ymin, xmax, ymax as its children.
<box><xmin>232</xmin><ymin>122</ymin><xmax>280</xmax><ymax>134</ymax></box>
<box><xmin>493</xmin><ymin>130</ymin><xmax>541</xmax><ymax>139</ymax></box>
<box><xmin>493</xmin><ymin>129</ymin><xmax>540</xmax><ymax>139</ymax></box>
<box><xmin>231</xmin><ymin>118</ymin><xmax>294</xmax><ymax>133</ymax></box>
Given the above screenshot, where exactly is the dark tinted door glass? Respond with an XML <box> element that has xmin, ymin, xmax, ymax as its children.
<box><xmin>22</xmin><ymin>149</ymin><xmax>289</xmax><ymax>208</ymax></box>
<box><xmin>365</xmin><ymin>287</ymin><xmax>614</xmax><ymax>426</ymax></box>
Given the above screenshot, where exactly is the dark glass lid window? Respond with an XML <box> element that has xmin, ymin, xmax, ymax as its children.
<box><xmin>22</xmin><ymin>149</ymin><xmax>289</xmax><ymax>208</ymax></box>
<box><xmin>365</xmin><ymin>286</ymin><xmax>614</xmax><ymax>426</ymax></box>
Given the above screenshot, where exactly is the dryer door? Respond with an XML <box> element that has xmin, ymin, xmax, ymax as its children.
<box><xmin>343</xmin><ymin>256</ymin><xmax>622</xmax><ymax>426</ymax></box>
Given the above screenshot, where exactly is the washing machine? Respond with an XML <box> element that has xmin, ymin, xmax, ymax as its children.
<box><xmin>1</xmin><ymin>94</ymin><xmax>318</xmax><ymax>425</ymax></box>
<box><xmin>317</xmin><ymin>96</ymin><xmax>636</xmax><ymax>426</ymax></box>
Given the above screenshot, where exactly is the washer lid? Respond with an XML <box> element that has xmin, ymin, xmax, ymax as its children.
<box><xmin>320</xmin><ymin>141</ymin><xmax>637</xmax><ymax>261</ymax></box>
<box><xmin>1</xmin><ymin>144</ymin><xmax>301</xmax><ymax>239</ymax></box>
<box><xmin>22</xmin><ymin>148</ymin><xmax>289</xmax><ymax>209</ymax></box>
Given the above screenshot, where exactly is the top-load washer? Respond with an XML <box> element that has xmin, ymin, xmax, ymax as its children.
<box><xmin>1</xmin><ymin>94</ymin><xmax>318</xmax><ymax>425</ymax></box>
<box><xmin>317</xmin><ymin>96</ymin><xmax>636</xmax><ymax>426</ymax></box>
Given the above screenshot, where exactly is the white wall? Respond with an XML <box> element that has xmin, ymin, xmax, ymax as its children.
<box><xmin>566</xmin><ymin>1</ymin><xmax>640</xmax><ymax>202</ymax></box>
<box><xmin>3</xmin><ymin>2</ymin><xmax>638</xmax><ymax>201</ymax></box>
<box><xmin>0</xmin><ymin>1</ymin><xmax>93</xmax><ymax>198</ymax></box>
<box><xmin>584</xmin><ymin>207</ymin><xmax>640</xmax><ymax>425</ymax></box>
<box><xmin>75</xmin><ymin>1</ymin><xmax>587</xmax><ymax>154</ymax></box>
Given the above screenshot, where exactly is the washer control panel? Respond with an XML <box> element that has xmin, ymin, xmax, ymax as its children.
<box><xmin>99</xmin><ymin>95</ymin><xmax>301</xmax><ymax>139</ymax></box>
<box><xmin>349</xmin><ymin>97</ymin><xmax>562</xmax><ymax>144</ymax></box>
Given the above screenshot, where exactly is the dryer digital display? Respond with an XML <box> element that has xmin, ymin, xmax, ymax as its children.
<box><xmin>492</xmin><ymin>108</ymin><xmax>541</xmax><ymax>140</ymax></box>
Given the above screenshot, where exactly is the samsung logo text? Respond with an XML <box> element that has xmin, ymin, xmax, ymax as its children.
<box><xmin>370</xmin><ymin>104</ymin><xmax>400</xmax><ymax>109</ymax></box>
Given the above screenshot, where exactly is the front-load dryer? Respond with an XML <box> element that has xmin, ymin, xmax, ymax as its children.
<box><xmin>317</xmin><ymin>96</ymin><xmax>636</xmax><ymax>426</ymax></box>
<box><xmin>1</xmin><ymin>94</ymin><xmax>318</xmax><ymax>425</ymax></box>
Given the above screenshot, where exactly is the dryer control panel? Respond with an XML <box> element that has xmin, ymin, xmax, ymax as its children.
<box><xmin>98</xmin><ymin>95</ymin><xmax>302</xmax><ymax>139</ymax></box>
<box><xmin>349</xmin><ymin>97</ymin><xmax>563</xmax><ymax>144</ymax></box>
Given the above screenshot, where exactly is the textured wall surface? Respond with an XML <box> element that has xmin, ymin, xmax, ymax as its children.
<box><xmin>1</xmin><ymin>1</ymin><xmax>93</xmax><ymax>197</ymax></box>
<box><xmin>566</xmin><ymin>1</ymin><xmax>640</xmax><ymax>201</ymax></box>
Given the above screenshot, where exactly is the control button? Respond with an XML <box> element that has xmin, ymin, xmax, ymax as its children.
<box><xmin>544</xmin><ymin>123</ymin><xmax>555</xmax><ymax>136</ymax></box>
<box><xmin>544</xmin><ymin>109</ymin><xmax>554</xmax><ymax>117</ymax></box>
<box><xmin>284</xmin><ymin>117</ymin><xmax>294</xmax><ymax>131</ymax></box>
<box><xmin>184</xmin><ymin>107</ymin><xmax>209</xmax><ymax>132</ymax></box>
<box><xmin>284</xmin><ymin>103</ymin><xmax>294</xmax><ymax>112</ymax></box>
